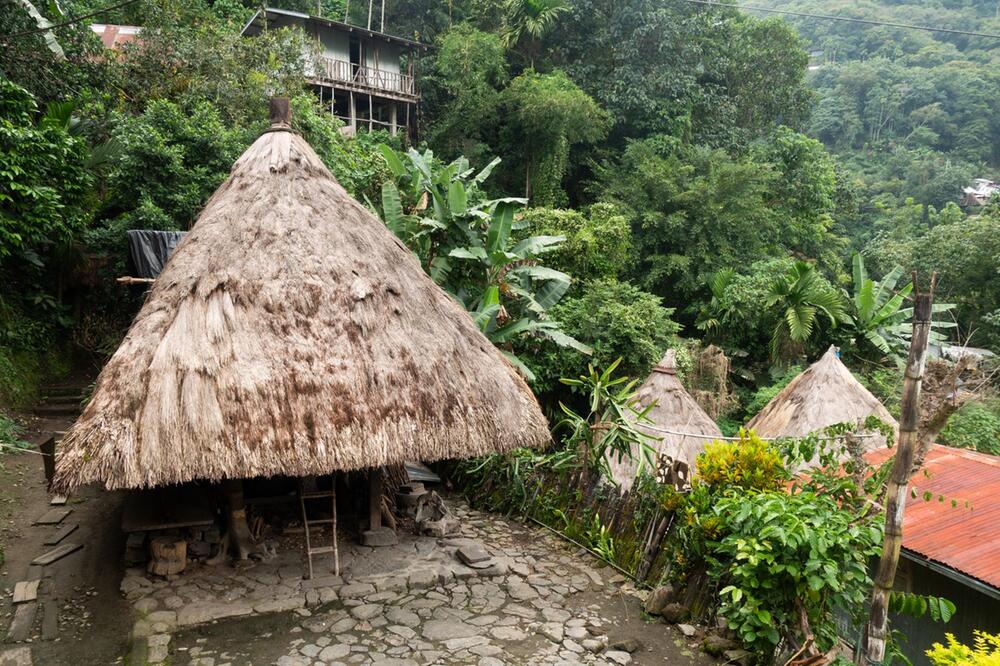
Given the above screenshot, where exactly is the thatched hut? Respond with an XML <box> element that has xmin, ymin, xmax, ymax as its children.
<box><xmin>608</xmin><ymin>350</ymin><xmax>723</xmax><ymax>493</ymax></box>
<box><xmin>53</xmin><ymin>100</ymin><xmax>549</xmax><ymax>496</ymax></box>
<box><xmin>746</xmin><ymin>346</ymin><xmax>898</xmax><ymax>458</ymax></box>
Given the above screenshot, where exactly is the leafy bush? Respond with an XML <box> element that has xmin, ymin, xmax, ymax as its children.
<box><xmin>695</xmin><ymin>431</ymin><xmax>787</xmax><ymax>493</ymax></box>
<box><xmin>0</xmin><ymin>79</ymin><xmax>92</xmax><ymax>261</ymax></box>
<box><xmin>519</xmin><ymin>203</ymin><xmax>632</xmax><ymax>283</ymax></box>
<box><xmin>0</xmin><ymin>412</ymin><xmax>27</xmax><ymax>450</ymax></box>
<box><xmin>713</xmin><ymin>491</ymin><xmax>882</xmax><ymax>661</ymax></box>
<box><xmin>523</xmin><ymin>278</ymin><xmax>679</xmax><ymax>399</ymax></box>
<box><xmin>940</xmin><ymin>402</ymin><xmax>1000</xmax><ymax>456</ymax></box>
<box><xmin>927</xmin><ymin>632</ymin><xmax>1000</xmax><ymax>666</ymax></box>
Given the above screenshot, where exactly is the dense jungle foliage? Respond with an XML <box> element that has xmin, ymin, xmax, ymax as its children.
<box><xmin>3</xmin><ymin>0</ymin><xmax>1000</xmax><ymax>447</ymax></box>
<box><xmin>3</xmin><ymin>0</ymin><xmax>999</xmax><ymax>660</ymax></box>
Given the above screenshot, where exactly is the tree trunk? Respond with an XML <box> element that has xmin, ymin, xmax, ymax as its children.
<box><xmin>863</xmin><ymin>277</ymin><xmax>933</xmax><ymax>664</ymax></box>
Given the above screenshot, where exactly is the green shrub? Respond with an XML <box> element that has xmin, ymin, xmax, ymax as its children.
<box><xmin>927</xmin><ymin>632</ymin><xmax>1000</xmax><ymax>666</ymax></box>
<box><xmin>940</xmin><ymin>401</ymin><xmax>1000</xmax><ymax>456</ymax></box>
<box><xmin>713</xmin><ymin>491</ymin><xmax>882</xmax><ymax>662</ymax></box>
<box><xmin>695</xmin><ymin>430</ymin><xmax>787</xmax><ymax>493</ymax></box>
<box><xmin>519</xmin><ymin>203</ymin><xmax>632</xmax><ymax>283</ymax></box>
<box><xmin>521</xmin><ymin>278</ymin><xmax>679</xmax><ymax>400</ymax></box>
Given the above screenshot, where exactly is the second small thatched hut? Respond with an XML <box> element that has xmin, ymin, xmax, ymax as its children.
<box><xmin>608</xmin><ymin>350</ymin><xmax>723</xmax><ymax>493</ymax></box>
<box><xmin>746</xmin><ymin>346</ymin><xmax>898</xmax><ymax>460</ymax></box>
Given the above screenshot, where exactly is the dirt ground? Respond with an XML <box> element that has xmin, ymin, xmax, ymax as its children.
<box><xmin>0</xmin><ymin>413</ymin><xmax>715</xmax><ymax>666</ymax></box>
<box><xmin>0</xmin><ymin>414</ymin><xmax>131</xmax><ymax>665</ymax></box>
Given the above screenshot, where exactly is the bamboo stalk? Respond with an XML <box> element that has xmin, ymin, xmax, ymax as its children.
<box><xmin>863</xmin><ymin>274</ymin><xmax>934</xmax><ymax>664</ymax></box>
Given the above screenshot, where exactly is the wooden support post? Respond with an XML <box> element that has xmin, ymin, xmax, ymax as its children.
<box><xmin>349</xmin><ymin>91</ymin><xmax>356</xmax><ymax>132</ymax></box>
<box><xmin>226</xmin><ymin>479</ymin><xmax>253</xmax><ymax>560</ymax></box>
<box><xmin>369</xmin><ymin>468</ymin><xmax>382</xmax><ymax>531</ymax></box>
<box><xmin>405</xmin><ymin>102</ymin><xmax>410</xmax><ymax>143</ymax></box>
<box><xmin>864</xmin><ymin>275</ymin><xmax>934</xmax><ymax>664</ymax></box>
<box><xmin>368</xmin><ymin>94</ymin><xmax>373</xmax><ymax>132</ymax></box>
<box><xmin>390</xmin><ymin>102</ymin><xmax>397</xmax><ymax>136</ymax></box>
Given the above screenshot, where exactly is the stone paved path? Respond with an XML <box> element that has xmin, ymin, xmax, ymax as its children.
<box><xmin>136</xmin><ymin>500</ymin><xmax>711</xmax><ymax>666</ymax></box>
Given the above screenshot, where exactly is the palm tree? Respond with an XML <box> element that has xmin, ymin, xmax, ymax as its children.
<box><xmin>501</xmin><ymin>0</ymin><xmax>568</xmax><ymax>66</ymax></box>
<box><xmin>765</xmin><ymin>261</ymin><xmax>848</xmax><ymax>361</ymax></box>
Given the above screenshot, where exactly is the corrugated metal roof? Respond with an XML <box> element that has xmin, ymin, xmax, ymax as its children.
<box><xmin>866</xmin><ymin>445</ymin><xmax>1000</xmax><ymax>592</ymax></box>
<box><xmin>90</xmin><ymin>24</ymin><xmax>141</xmax><ymax>50</ymax></box>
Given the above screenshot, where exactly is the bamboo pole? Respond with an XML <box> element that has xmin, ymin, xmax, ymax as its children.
<box><xmin>863</xmin><ymin>274</ymin><xmax>934</xmax><ymax>664</ymax></box>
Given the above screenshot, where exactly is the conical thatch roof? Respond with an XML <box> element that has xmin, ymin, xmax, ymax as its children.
<box><xmin>53</xmin><ymin>103</ymin><xmax>549</xmax><ymax>494</ymax></box>
<box><xmin>746</xmin><ymin>346</ymin><xmax>898</xmax><ymax>452</ymax></box>
<box><xmin>608</xmin><ymin>350</ymin><xmax>723</xmax><ymax>493</ymax></box>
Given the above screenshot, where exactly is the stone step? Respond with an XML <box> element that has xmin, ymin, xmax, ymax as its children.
<box><xmin>32</xmin><ymin>404</ymin><xmax>80</xmax><ymax>417</ymax></box>
<box><xmin>40</xmin><ymin>385</ymin><xmax>85</xmax><ymax>398</ymax></box>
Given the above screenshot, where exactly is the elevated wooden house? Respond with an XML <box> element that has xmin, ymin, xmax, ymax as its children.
<box><xmin>242</xmin><ymin>7</ymin><xmax>426</xmax><ymax>138</ymax></box>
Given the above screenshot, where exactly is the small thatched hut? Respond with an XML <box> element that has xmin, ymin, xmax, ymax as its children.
<box><xmin>608</xmin><ymin>350</ymin><xmax>723</xmax><ymax>493</ymax></box>
<box><xmin>52</xmin><ymin>100</ymin><xmax>549</xmax><ymax>495</ymax></box>
<box><xmin>746</xmin><ymin>346</ymin><xmax>898</xmax><ymax>457</ymax></box>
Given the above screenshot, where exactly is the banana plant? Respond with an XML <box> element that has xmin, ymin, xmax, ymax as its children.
<box><xmin>847</xmin><ymin>253</ymin><xmax>955</xmax><ymax>359</ymax></box>
<box><xmin>376</xmin><ymin>145</ymin><xmax>590</xmax><ymax>378</ymax></box>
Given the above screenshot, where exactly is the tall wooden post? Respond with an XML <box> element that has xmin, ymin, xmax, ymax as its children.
<box><xmin>368</xmin><ymin>468</ymin><xmax>383</xmax><ymax>531</ymax></box>
<box><xmin>864</xmin><ymin>275</ymin><xmax>934</xmax><ymax>664</ymax></box>
<box><xmin>226</xmin><ymin>479</ymin><xmax>253</xmax><ymax>560</ymax></box>
<box><xmin>390</xmin><ymin>102</ymin><xmax>397</xmax><ymax>136</ymax></box>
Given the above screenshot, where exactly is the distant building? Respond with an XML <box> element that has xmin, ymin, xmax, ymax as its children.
<box><xmin>241</xmin><ymin>7</ymin><xmax>427</xmax><ymax>139</ymax></box>
<box><xmin>89</xmin><ymin>24</ymin><xmax>141</xmax><ymax>50</ymax></box>
<box><xmin>960</xmin><ymin>178</ymin><xmax>999</xmax><ymax>208</ymax></box>
<box><xmin>865</xmin><ymin>445</ymin><xmax>1000</xmax><ymax>666</ymax></box>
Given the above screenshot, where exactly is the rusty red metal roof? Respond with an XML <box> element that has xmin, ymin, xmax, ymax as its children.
<box><xmin>90</xmin><ymin>24</ymin><xmax>141</xmax><ymax>50</ymax></box>
<box><xmin>866</xmin><ymin>444</ymin><xmax>1000</xmax><ymax>591</ymax></box>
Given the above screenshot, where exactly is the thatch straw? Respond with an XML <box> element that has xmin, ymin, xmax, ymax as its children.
<box><xmin>746</xmin><ymin>346</ymin><xmax>898</xmax><ymax>459</ymax></box>
<box><xmin>53</xmin><ymin>108</ymin><xmax>549</xmax><ymax>494</ymax></box>
<box><xmin>607</xmin><ymin>350</ymin><xmax>723</xmax><ymax>493</ymax></box>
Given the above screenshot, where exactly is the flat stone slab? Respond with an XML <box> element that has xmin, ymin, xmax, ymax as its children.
<box><xmin>6</xmin><ymin>603</ymin><xmax>37</xmax><ymax>642</ymax></box>
<box><xmin>12</xmin><ymin>581</ymin><xmax>40</xmax><ymax>604</ymax></box>
<box><xmin>457</xmin><ymin>544</ymin><xmax>491</xmax><ymax>566</ymax></box>
<box><xmin>361</xmin><ymin>527</ymin><xmax>398</xmax><ymax>547</ymax></box>
<box><xmin>43</xmin><ymin>523</ymin><xmax>78</xmax><ymax>546</ymax></box>
<box><xmin>176</xmin><ymin>601</ymin><xmax>253</xmax><ymax>626</ymax></box>
<box><xmin>422</xmin><ymin>619</ymin><xmax>478</xmax><ymax>642</ymax></box>
<box><xmin>31</xmin><ymin>542</ymin><xmax>82</xmax><ymax>566</ymax></box>
<box><xmin>34</xmin><ymin>509</ymin><xmax>71</xmax><ymax>525</ymax></box>
<box><xmin>0</xmin><ymin>646</ymin><xmax>33</xmax><ymax>666</ymax></box>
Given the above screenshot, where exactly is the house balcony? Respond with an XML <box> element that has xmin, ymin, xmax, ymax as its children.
<box><xmin>315</xmin><ymin>57</ymin><xmax>418</xmax><ymax>102</ymax></box>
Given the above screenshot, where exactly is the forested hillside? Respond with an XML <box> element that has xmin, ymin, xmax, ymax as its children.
<box><xmin>2</xmin><ymin>0</ymin><xmax>999</xmax><ymax>455</ymax></box>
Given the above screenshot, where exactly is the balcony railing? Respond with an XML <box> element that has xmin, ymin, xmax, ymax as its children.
<box><xmin>318</xmin><ymin>57</ymin><xmax>416</xmax><ymax>97</ymax></box>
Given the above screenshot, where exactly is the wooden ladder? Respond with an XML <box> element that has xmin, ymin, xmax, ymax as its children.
<box><xmin>297</xmin><ymin>476</ymin><xmax>339</xmax><ymax>579</ymax></box>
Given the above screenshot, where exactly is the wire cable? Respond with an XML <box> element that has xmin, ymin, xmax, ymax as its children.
<box><xmin>635</xmin><ymin>423</ymin><xmax>882</xmax><ymax>441</ymax></box>
<box><xmin>681</xmin><ymin>0</ymin><xmax>1000</xmax><ymax>41</ymax></box>
<box><xmin>0</xmin><ymin>0</ymin><xmax>143</xmax><ymax>41</ymax></box>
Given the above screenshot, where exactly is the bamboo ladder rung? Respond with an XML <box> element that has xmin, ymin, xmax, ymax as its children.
<box><xmin>298</xmin><ymin>476</ymin><xmax>339</xmax><ymax>579</ymax></box>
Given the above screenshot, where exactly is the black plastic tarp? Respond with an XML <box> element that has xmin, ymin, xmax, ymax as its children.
<box><xmin>126</xmin><ymin>230</ymin><xmax>187</xmax><ymax>279</ymax></box>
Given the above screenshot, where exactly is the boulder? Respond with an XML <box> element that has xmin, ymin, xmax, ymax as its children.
<box><xmin>701</xmin><ymin>632</ymin><xmax>739</xmax><ymax>656</ymax></box>
<box><xmin>643</xmin><ymin>584</ymin><xmax>675</xmax><ymax>615</ymax></box>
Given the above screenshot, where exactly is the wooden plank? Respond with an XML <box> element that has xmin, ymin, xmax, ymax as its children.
<box><xmin>31</xmin><ymin>542</ymin><xmax>82</xmax><ymax>566</ymax></box>
<box><xmin>49</xmin><ymin>495</ymin><xmax>67</xmax><ymax>506</ymax></box>
<box><xmin>42</xmin><ymin>599</ymin><xmax>58</xmax><ymax>640</ymax></box>
<box><xmin>34</xmin><ymin>509</ymin><xmax>71</xmax><ymax>526</ymax></box>
<box><xmin>44</xmin><ymin>523</ymin><xmax>78</xmax><ymax>546</ymax></box>
<box><xmin>12</xmin><ymin>580</ymin><xmax>40</xmax><ymax>604</ymax></box>
<box><xmin>6</xmin><ymin>602</ymin><xmax>37</xmax><ymax>641</ymax></box>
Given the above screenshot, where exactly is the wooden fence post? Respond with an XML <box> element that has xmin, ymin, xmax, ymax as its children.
<box><xmin>863</xmin><ymin>274</ymin><xmax>933</xmax><ymax>664</ymax></box>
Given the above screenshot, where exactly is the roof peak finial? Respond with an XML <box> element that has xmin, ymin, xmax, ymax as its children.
<box><xmin>269</xmin><ymin>97</ymin><xmax>291</xmax><ymax>128</ymax></box>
